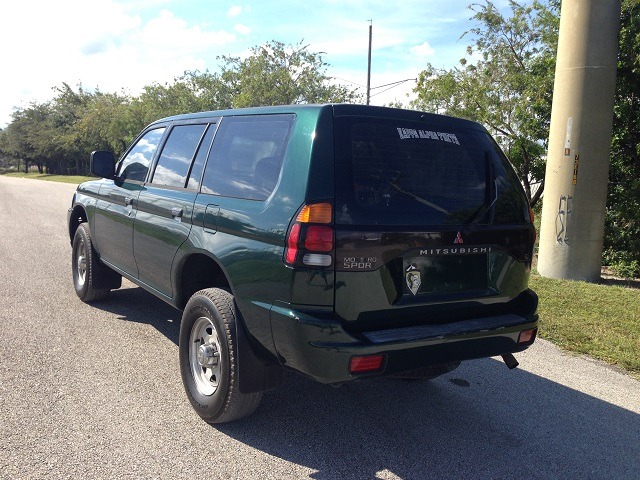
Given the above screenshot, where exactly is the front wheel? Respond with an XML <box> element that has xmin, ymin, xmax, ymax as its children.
<box><xmin>179</xmin><ymin>288</ymin><xmax>262</xmax><ymax>423</ymax></box>
<box><xmin>72</xmin><ymin>223</ymin><xmax>110</xmax><ymax>302</ymax></box>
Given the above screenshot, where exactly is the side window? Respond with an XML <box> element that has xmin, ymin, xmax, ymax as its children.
<box><xmin>201</xmin><ymin>114</ymin><xmax>294</xmax><ymax>200</ymax></box>
<box><xmin>186</xmin><ymin>123</ymin><xmax>217</xmax><ymax>190</ymax></box>
<box><xmin>118</xmin><ymin>128</ymin><xmax>166</xmax><ymax>182</ymax></box>
<box><xmin>152</xmin><ymin>124</ymin><xmax>207</xmax><ymax>187</ymax></box>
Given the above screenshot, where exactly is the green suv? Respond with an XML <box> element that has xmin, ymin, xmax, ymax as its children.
<box><xmin>68</xmin><ymin>104</ymin><xmax>538</xmax><ymax>423</ymax></box>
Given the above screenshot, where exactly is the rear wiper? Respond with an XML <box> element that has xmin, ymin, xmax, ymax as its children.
<box><xmin>464</xmin><ymin>150</ymin><xmax>497</xmax><ymax>225</ymax></box>
<box><xmin>388</xmin><ymin>175</ymin><xmax>450</xmax><ymax>215</ymax></box>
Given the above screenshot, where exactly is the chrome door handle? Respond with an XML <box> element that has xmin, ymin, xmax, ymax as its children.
<box><xmin>124</xmin><ymin>196</ymin><xmax>133</xmax><ymax>206</ymax></box>
<box><xmin>171</xmin><ymin>207</ymin><xmax>183</xmax><ymax>218</ymax></box>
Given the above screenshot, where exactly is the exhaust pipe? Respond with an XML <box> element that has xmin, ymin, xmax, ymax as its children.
<box><xmin>501</xmin><ymin>353</ymin><xmax>519</xmax><ymax>370</ymax></box>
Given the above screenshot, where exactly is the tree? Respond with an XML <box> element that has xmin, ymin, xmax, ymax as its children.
<box><xmin>76</xmin><ymin>90</ymin><xmax>136</xmax><ymax>158</ymax></box>
<box><xmin>603</xmin><ymin>0</ymin><xmax>640</xmax><ymax>278</ymax></box>
<box><xmin>47</xmin><ymin>83</ymin><xmax>94</xmax><ymax>174</ymax></box>
<box><xmin>410</xmin><ymin>1</ymin><xmax>639</xmax><ymax>277</ymax></box>
<box><xmin>127</xmin><ymin>41</ymin><xmax>360</xmax><ymax>125</ymax></box>
<box><xmin>3</xmin><ymin>101</ymin><xmax>52</xmax><ymax>173</ymax></box>
<box><xmin>410</xmin><ymin>0</ymin><xmax>560</xmax><ymax>207</ymax></box>
<box><xmin>217</xmin><ymin>40</ymin><xmax>361</xmax><ymax>107</ymax></box>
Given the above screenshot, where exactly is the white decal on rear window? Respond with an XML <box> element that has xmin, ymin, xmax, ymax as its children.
<box><xmin>397</xmin><ymin>127</ymin><xmax>460</xmax><ymax>145</ymax></box>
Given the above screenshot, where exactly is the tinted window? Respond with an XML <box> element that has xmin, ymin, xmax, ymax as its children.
<box><xmin>201</xmin><ymin>114</ymin><xmax>294</xmax><ymax>200</ymax></box>
<box><xmin>334</xmin><ymin>117</ymin><xmax>528</xmax><ymax>225</ymax></box>
<box><xmin>118</xmin><ymin>128</ymin><xmax>166</xmax><ymax>182</ymax></box>
<box><xmin>152</xmin><ymin>124</ymin><xmax>207</xmax><ymax>187</ymax></box>
<box><xmin>186</xmin><ymin>123</ymin><xmax>217</xmax><ymax>190</ymax></box>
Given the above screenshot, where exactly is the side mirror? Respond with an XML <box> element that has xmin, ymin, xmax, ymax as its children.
<box><xmin>90</xmin><ymin>151</ymin><xmax>116</xmax><ymax>178</ymax></box>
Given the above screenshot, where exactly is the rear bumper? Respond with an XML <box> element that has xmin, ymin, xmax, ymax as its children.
<box><xmin>270</xmin><ymin>302</ymin><xmax>538</xmax><ymax>384</ymax></box>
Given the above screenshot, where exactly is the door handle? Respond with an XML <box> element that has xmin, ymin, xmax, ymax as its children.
<box><xmin>124</xmin><ymin>196</ymin><xmax>133</xmax><ymax>206</ymax></box>
<box><xmin>171</xmin><ymin>207</ymin><xmax>184</xmax><ymax>218</ymax></box>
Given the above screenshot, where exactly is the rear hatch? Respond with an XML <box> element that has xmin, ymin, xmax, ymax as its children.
<box><xmin>332</xmin><ymin>109</ymin><xmax>535</xmax><ymax>333</ymax></box>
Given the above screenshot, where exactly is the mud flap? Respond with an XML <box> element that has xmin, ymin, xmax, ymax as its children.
<box><xmin>236</xmin><ymin>319</ymin><xmax>282</xmax><ymax>394</ymax></box>
<box><xmin>92</xmin><ymin>262</ymin><xmax>123</xmax><ymax>290</ymax></box>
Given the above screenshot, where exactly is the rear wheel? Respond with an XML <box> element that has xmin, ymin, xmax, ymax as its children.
<box><xmin>179</xmin><ymin>288</ymin><xmax>262</xmax><ymax>423</ymax></box>
<box><xmin>72</xmin><ymin>223</ymin><xmax>110</xmax><ymax>302</ymax></box>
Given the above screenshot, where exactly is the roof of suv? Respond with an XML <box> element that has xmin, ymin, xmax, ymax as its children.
<box><xmin>151</xmin><ymin>104</ymin><xmax>487</xmax><ymax>133</ymax></box>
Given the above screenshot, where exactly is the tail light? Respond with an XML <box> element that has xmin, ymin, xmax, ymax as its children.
<box><xmin>528</xmin><ymin>206</ymin><xmax>537</xmax><ymax>245</ymax></box>
<box><xmin>284</xmin><ymin>202</ymin><xmax>334</xmax><ymax>267</ymax></box>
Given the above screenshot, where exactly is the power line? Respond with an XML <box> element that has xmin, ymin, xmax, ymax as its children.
<box><xmin>332</xmin><ymin>77</ymin><xmax>367</xmax><ymax>88</ymax></box>
<box><xmin>370</xmin><ymin>78</ymin><xmax>417</xmax><ymax>98</ymax></box>
<box><xmin>370</xmin><ymin>78</ymin><xmax>417</xmax><ymax>90</ymax></box>
<box><xmin>332</xmin><ymin>77</ymin><xmax>417</xmax><ymax>94</ymax></box>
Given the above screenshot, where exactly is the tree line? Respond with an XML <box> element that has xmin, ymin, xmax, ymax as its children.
<box><xmin>0</xmin><ymin>41</ymin><xmax>360</xmax><ymax>176</ymax></box>
<box><xmin>0</xmin><ymin>1</ymin><xmax>638</xmax><ymax>276</ymax></box>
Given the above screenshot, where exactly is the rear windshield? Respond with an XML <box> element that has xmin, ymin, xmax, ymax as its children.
<box><xmin>334</xmin><ymin>117</ymin><xmax>529</xmax><ymax>226</ymax></box>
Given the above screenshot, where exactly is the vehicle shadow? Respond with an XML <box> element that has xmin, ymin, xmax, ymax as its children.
<box><xmin>91</xmin><ymin>286</ymin><xmax>639</xmax><ymax>479</ymax></box>
<box><xmin>217</xmin><ymin>360</ymin><xmax>639</xmax><ymax>480</ymax></box>
<box><xmin>93</xmin><ymin>284</ymin><xmax>181</xmax><ymax>345</ymax></box>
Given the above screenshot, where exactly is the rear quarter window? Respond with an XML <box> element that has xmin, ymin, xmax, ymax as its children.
<box><xmin>200</xmin><ymin>114</ymin><xmax>294</xmax><ymax>200</ymax></box>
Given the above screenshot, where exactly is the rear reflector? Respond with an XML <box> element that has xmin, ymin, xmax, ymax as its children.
<box><xmin>350</xmin><ymin>355</ymin><xmax>384</xmax><ymax>374</ymax></box>
<box><xmin>518</xmin><ymin>328</ymin><xmax>537</xmax><ymax>346</ymax></box>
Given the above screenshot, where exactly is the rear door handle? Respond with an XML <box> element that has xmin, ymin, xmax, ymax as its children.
<box><xmin>124</xmin><ymin>196</ymin><xmax>133</xmax><ymax>206</ymax></box>
<box><xmin>171</xmin><ymin>207</ymin><xmax>183</xmax><ymax>218</ymax></box>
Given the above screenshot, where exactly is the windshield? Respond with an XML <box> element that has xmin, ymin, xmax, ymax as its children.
<box><xmin>334</xmin><ymin>117</ymin><xmax>528</xmax><ymax>226</ymax></box>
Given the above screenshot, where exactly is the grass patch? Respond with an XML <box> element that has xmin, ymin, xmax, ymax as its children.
<box><xmin>530</xmin><ymin>274</ymin><xmax>640</xmax><ymax>379</ymax></box>
<box><xmin>3</xmin><ymin>171</ymin><xmax>93</xmax><ymax>184</ymax></box>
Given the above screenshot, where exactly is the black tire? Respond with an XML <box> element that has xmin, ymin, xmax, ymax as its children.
<box><xmin>179</xmin><ymin>288</ymin><xmax>263</xmax><ymax>424</ymax></box>
<box><xmin>393</xmin><ymin>361</ymin><xmax>461</xmax><ymax>381</ymax></box>
<box><xmin>72</xmin><ymin>223</ymin><xmax>110</xmax><ymax>302</ymax></box>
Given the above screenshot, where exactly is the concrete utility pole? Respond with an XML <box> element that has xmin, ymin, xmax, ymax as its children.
<box><xmin>537</xmin><ymin>0</ymin><xmax>621</xmax><ymax>282</ymax></box>
<box><xmin>366</xmin><ymin>20</ymin><xmax>372</xmax><ymax>105</ymax></box>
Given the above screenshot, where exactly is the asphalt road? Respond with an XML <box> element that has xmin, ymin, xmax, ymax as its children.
<box><xmin>1</xmin><ymin>175</ymin><xmax>639</xmax><ymax>480</ymax></box>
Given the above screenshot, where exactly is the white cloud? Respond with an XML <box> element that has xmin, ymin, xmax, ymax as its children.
<box><xmin>234</xmin><ymin>24</ymin><xmax>251</xmax><ymax>35</ymax></box>
<box><xmin>410</xmin><ymin>41</ymin><xmax>436</xmax><ymax>58</ymax></box>
<box><xmin>0</xmin><ymin>0</ymin><xmax>237</xmax><ymax>127</ymax></box>
<box><xmin>140</xmin><ymin>9</ymin><xmax>235</xmax><ymax>54</ymax></box>
<box><xmin>227</xmin><ymin>5</ymin><xmax>242</xmax><ymax>17</ymax></box>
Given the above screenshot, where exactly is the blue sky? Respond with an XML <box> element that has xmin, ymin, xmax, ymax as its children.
<box><xmin>0</xmin><ymin>0</ymin><xmax>511</xmax><ymax>127</ymax></box>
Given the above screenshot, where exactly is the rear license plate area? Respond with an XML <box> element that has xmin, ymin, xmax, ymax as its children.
<box><xmin>403</xmin><ymin>255</ymin><xmax>488</xmax><ymax>295</ymax></box>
